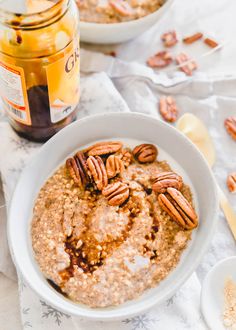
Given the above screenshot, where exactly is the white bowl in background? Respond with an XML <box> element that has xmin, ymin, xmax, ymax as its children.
<box><xmin>80</xmin><ymin>0</ymin><xmax>175</xmax><ymax>44</ymax></box>
<box><xmin>8</xmin><ymin>112</ymin><xmax>218</xmax><ymax>320</ymax></box>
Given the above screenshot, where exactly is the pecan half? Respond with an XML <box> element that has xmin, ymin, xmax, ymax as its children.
<box><xmin>176</xmin><ymin>52</ymin><xmax>197</xmax><ymax>76</ymax></box>
<box><xmin>227</xmin><ymin>173</ymin><xmax>236</xmax><ymax>193</ymax></box>
<box><xmin>106</xmin><ymin>155</ymin><xmax>124</xmax><ymax>178</ymax></box>
<box><xmin>133</xmin><ymin>144</ymin><xmax>158</xmax><ymax>163</ymax></box>
<box><xmin>161</xmin><ymin>30</ymin><xmax>178</xmax><ymax>47</ymax></box>
<box><xmin>87</xmin><ymin>156</ymin><xmax>108</xmax><ymax>190</ymax></box>
<box><xmin>183</xmin><ymin>32</ymin><xmax>203</xmax><ymax>44</ymax></box>
<box><xmin>147</xmin><ymin>51</ymin><xmax>173</xmax><ymax>68</ymax></box>
<box><xmin>159</xmin><ymin>96</ymin><xmax>178</xmax><ymax>123</ymax></box>
<box><xmin>120</xmin><ymin>148</ymin><xmax>133</xmax><ymax>167</ymax></box>
<box><xmin>102</xmin><ymin>182</ymin><xmax>129</xmax><ymax>206</ymax></box>
<box><xmin>204</xmin><ymin>38</ymin><xmax>218</xmax><ymax>48</ymax></box>
<box><xmin>87</xmin><ymin>141</ymin><xmax>123</xmax><ymax>157</ymax></box>
<box><xmin>66</xmin><ymin>152</ymin><xmax>89</xmax><ymax>187</ymax></box>
<box><xmin>75</xmin><ymin>151</ymin><xmax>89</xmax><ymax>184</ymax></box>
<box><xmin>225</xmin><ymin>117</ymin><xmax>236</xmax><ymax>141</ymax></box>
<box><xmin>158</xmin><ymin>187</ymin><xmax>198</xmax><ymax>229</ymax></box>
<box><xmin>66</xmin><ymin>158</ymin><xmax>82</xmax><ymax>186</ymax></box>
<box><xmin>109</xmin><ymin>0</ymin><xmax>133</xmax><ymax>16</ymax></box>
<box><xmin>152</xmin><ymin>172</ymin><xmax>183</xmax><ymax>193</ymax></box>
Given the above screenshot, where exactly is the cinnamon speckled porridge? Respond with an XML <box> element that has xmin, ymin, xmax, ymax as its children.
<box><xmin>77</xmin><ymin>0</ymin><xmax>165</xmax><ymax>23</ymax></box>
<box><xmin>31</xmin><ymin>141</ymin><xmax>198</xmax><ymax>307</ymax></box>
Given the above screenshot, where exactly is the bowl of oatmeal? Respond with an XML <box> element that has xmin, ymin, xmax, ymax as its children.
<box><xmin>8</xmin><ymin>113</ymin><xmax>218</xmax><ymax>319</ymax></box>
<box><xmin>78</xmin><ymin>0</ymin><xmax>175</xmax><ymax>44</ymax></box>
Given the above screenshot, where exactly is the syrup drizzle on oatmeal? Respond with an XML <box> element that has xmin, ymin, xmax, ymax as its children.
<box><xmin>58</xmin><ymin>179</ymin><xmax>164</xmax><ymax>284</ymax></box>
<box><xmin>47</xmin><ymin>279</ymin><xmax>68</xmax><ymax>297</ymax></box>
<box><xmin>59</xmin><ymin>187</ymin><xmax>141</xmax><ymax>282</ymax></box>
<box><xmin>58</xmin><ymin>185</ymin><xmax>163</xmax><ymax>286</ymax></box>
<box><xmin>143</xmin><ymin>196</ymin><xmax>160</xmax><ymax>259</ymax></box>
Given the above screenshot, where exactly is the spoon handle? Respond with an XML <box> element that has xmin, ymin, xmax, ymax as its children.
<box><xmin>217</xmin><ymin>185</ymin><xmax>236</xmax><ymax>241</ymax></box>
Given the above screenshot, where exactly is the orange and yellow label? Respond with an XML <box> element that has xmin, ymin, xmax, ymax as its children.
<box><xmin>0</xmin><ymin>60</ymin><xmax>31</xmax><ymax>125</ymax></box>
<box><xmin>46</xmin><ymin>40</ymin><xmax>80</xmax><ymax>123</ymax></box>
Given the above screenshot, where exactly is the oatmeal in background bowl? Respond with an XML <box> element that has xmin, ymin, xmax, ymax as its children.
<box><xmin>78</xmin><ymin>0</ymin><xmax>175</xmax><ymax>43</ymax></box>
<box><xmin>31</xmin><ymin>139</ymin><xmax>199</xmax><ymax>308</ymax></box>
<box><xmin>77</xmin><ymin>0</ymin><xmax>165</xmax><ymax>24</ymax></box>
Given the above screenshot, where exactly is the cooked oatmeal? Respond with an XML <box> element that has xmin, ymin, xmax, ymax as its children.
<box><xmin>76</xmin><ymin>0</ymin><xmax>165</xmax><ymax>24</ymax></box>
<box><xmin>31</xmin><ymin>141</ymin><xmax>198</xmax><ymax>307</ymax></box>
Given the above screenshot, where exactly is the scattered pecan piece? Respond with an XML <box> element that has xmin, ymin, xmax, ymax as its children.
<box><xmin>106</xmin><ymin>51</ymin><xmax>117</xmax><ymax>57</ymax></box>
<box><xmin>106</xmin><ymin>155</ymin><xmax>124</xmax><ymax>178</ymax></box>
<box><xmin>161</xmin><ymin>30</ymin><xmax>178</xmax><ymax>47</ymax></box>
<box><xmin>183</xmin><ymin>32</ymin><xmax>203</xmax><ymax>44</ymax></box>
<box><xmin>133</xmin><ymin>144</ymin><xmax>158</xmax><ymax>163</ymax></box>
<box><xmin>66</xmin><ymin>152</ymin><xmax>89</xmax><ymax>187</ymax></box>
<box><xmin>159</xmin><ymin>96</ymin><xmax>178</xmax><ymax>123</ymax></box>
<box><xmin>109</xmin><ymin>0</ymin><xmax>133</xmax><ymax>16</ymax></box>
<box><xmin>120</xmin><ymin>148</ymin><xmax>133</xmax><ymax>167</ymax></box>
<box><xmin>87</xmin><ymin>156</ymin><xmax>108</xmax><ymax>190</ymax></box>
<box><xmin>224</xmin><ymin>117</ymin><xmax>236</xmax><ymax>141</ymax></box>
<box><xmin>87</xmin><ymin>141</ymin><xmax>123</xmax><ymax>156</ymax></box>
<box><xmin>147</xmin><ymin>51</ymin><xmax>173</xmax><ymax>68</ymax></box>
<box><xmin>176</xmin><ymin>52</ymin><xmax>197</xmax><ymax>76</ymax></box>
<box><xmin>204</xmin><ymin>38</ymin><xmax>218</xmax><ymax>48</ymax></box>
<box><xmin>102</xmin><ymin>182</ymin><xmax>129</xmax><ymax>206</ymax></box>
<box><xmin>227</xmin><ymin>173</ymin><xmax>236</xmax><ymax>193</ymax></box>
<box><xmin>158</xmin><ymin>187</ymin><xmax>198</xmax><ymax>229</ymax></box>
<box><xmin>152</xmin><ymin>172</ymin><xmax>183</xmax><ymax>193</ymax></box>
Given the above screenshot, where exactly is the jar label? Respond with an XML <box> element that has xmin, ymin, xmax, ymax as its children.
<box><xmin>0</xmin><ymin>60</ymin><xmax>31</xmax><ymax>125</ymax></box>
<box><xmin>45</xmin><ymin>40</ymin><xmax>80</xmax><ymax>123</ymax></box>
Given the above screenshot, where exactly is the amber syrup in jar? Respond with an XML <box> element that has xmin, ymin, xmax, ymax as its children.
<box><xmin>0</xmin><ymin>0</ymin><xmax>80</xmax><ymax>142</ymax></box>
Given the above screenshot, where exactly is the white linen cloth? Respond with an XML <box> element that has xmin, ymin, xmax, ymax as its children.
<box><xmin>1</xmin><ymin>0</ymin><xmax>236</xmax><ymax>328</ymax></box>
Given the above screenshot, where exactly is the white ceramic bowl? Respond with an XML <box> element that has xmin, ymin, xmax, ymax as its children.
<box><xmin>8</xmin><ymin>113</ymin><xmax>218</xmax><ymax>320</ymax></box>
<box><xmin>201</xmin><ymin>256</ymin><xmax>236</xmax><ymax>330</ymax></box>
<box><xmin>80</xmin><ymin>0</ymin><xmax>175</xmax><ymax>44</ymax></box>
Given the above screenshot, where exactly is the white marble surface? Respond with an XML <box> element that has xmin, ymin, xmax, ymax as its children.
<box><xmin>1</xmin><ymin>0</ymin><xmax>236</xmax><ymax>329</ymax></box>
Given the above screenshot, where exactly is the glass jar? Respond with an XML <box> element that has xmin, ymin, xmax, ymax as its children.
<box><xmin>0</xmin><ymin>0</ymin><xmax>80</xmax><ymax>142</ymax></box>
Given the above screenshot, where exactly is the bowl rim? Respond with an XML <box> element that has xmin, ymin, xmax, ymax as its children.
<box><xmin>7</xmin><ymin>112</ymin><xmax>219</xmax><ymax>320</ymax></box>
<box><xmin>79</xmin><ymin>0</ymin><xmax>175</xmax><ymax>28</ymax></box>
